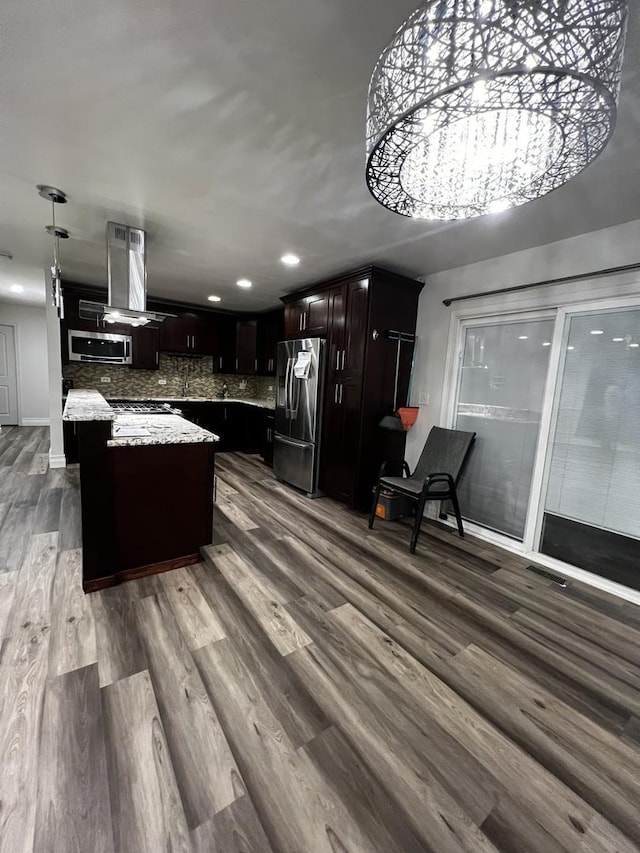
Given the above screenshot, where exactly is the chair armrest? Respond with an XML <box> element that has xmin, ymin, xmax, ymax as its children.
<box><xmin>423</xmin><ymin>472</ymin><xmax>455</xmax><ymax>490</ymax></box>
<box><xmin>378</xmin><ymin>460</ymin><xmax>411</xmax><ymax>478</ymax></box>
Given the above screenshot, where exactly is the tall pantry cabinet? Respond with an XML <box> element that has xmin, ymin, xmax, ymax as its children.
<box><xmin>281</xmin><ymin>266</ymin><xmax>422</xmax><ymax>510</ymax></box>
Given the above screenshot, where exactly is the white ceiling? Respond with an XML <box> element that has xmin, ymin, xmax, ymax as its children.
<box><xmin>1</xmin><ymin>0</ymin><xmax>639</xmax><ymax>311</ymax></box>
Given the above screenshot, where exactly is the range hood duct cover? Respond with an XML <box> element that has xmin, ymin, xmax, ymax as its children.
<box><xmin>108</xmin><ymin>222</ymin><xmax>146</xmax><ymax>313</ymax></box>
<box><xmin>78</xmin><ymin>222</ymin><xmax>174</xmax><ymax>325</ymax></box>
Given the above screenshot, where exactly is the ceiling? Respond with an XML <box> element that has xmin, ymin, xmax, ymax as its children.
<box><xmin>1</xmin><ymin>0</ymin><xmax>639</xmax><ymax>311</ymax></box>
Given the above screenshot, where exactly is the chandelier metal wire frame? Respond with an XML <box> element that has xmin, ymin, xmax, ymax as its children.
<box><xmin>366</xmin><ymin>0</ymin><xmax>628</xmax><ymax>220</ymax></box>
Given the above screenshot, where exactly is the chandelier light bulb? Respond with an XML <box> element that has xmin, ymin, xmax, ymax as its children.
<box><xmin>366</xmin><ymin>0</ymin><xmax>628</xmax><ymax>220</ymax></box>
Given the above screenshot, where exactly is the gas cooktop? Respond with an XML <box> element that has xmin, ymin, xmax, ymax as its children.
<box><xmin>110</xmin><ymin>402</ymin><xmax>182</xmax><ymax>415</ymax></box>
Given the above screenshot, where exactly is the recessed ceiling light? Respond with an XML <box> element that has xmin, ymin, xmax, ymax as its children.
<box><xmin>542</xmin><ymin>341</ymin><xmax>551</xmax><ymax>347</ymax></box>
<box><xmin>612</xmin><ymin>337</ymin><xmax>624</xmax><ymax>342</ymax></box>
<box><xmin>630</xmin><ymin>343</ymin><xmax>639</xmax><ymax>349</ymax></box>
<box><xmin>208</xmin><ymin>295</ymin><xmax>221</xmax><ymax>302</ymax></box>
<box><xmin>567</xmin><ymin>345</ymin><xmax>576</xmax><ymax>351</ymax></box>
<box><xmin>281</xmin><ymin>253</ymin><xmax>300</xmax><ymax>266</ymax></box>
<box><xmin>590</xmin><ymin>329</ymin><xmax>604</xmax><ymax>335</ymax></box>
<box><xmin>10</xmin><ymin>284</ymin><xmax>24</xmax><ymax>293</ymax></box>
<box><xmin>518</xmin><ymin>335</ymin><xmax>528</xmax><ymax>340</ymax></box>
<box><xmin>236</xmin><ymin>279</ymin><xmax>252</xmax><ymax>288</ymax></box>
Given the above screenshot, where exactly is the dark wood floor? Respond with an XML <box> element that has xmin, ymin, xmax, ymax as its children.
<box><xmin>1</xmin><ymin>426</ymin><xmax>640</xmax><ymax>852</ymax></box>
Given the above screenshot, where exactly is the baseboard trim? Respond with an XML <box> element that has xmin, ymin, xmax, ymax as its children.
<box><xmin>436</xmin><ymin>515</ymin><xmax>640</xmax><ymax>606</ymax></box>
<box><xmin>21</xmin><ymin>418</ymin><xmax>51</xmax><ymax>426</ymax></box>
<box><xmin>83</xmin><ymin>553</ymin><xmax>200</xmax><ymax>594</ymax></box>
<box><xmin>49</xmin><ymin>452</ymin><xmax>67</xmax><ymax>469</ymax></box>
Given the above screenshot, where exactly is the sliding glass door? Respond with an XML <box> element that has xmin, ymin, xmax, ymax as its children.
<box><xmin>452</xmin><ymin>317</ymin><xmax>554</xmax><ymax>540</ymax></box>
<box><xmin>538</xmin><ymin>306</ymin><xmax>640</xmax><ymax>589</ymax></box>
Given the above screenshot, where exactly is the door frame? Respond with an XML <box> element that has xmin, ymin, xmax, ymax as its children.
<box><xmin>0</xmin><ymin>322</ymin><xmax>20</xmax><ymax>427</ymax></box>
<box><xmin>443</xmin><ymin>308</ymin><xmax>557</xmax><ymax>544</ymax></box>
<box><xmin>439</xmin><ymin>287</ymin><xmax>640</xmax><ymax>604</ymax></box>
<box><xmin>526</xmin><ymin>294</ymin><xmax>640</xmax><ymax>554</ymax></box>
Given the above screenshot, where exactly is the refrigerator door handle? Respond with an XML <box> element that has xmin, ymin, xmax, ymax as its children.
<box><xmin>289</xmin><ymin>360</ymin><xmax>299</xmax><ymax>418</ymax></box>
<box><xmin>284</xmin><ymin>356</ymin><xmax>293</xmax><ymax>417</ymax></box>
<box><xmin>275</xmin><ymin>434</ymin><xmax>309</xmax><ymax>449</ymax></box>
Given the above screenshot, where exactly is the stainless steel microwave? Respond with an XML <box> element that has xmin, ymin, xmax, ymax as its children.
<box><xmin>68</xmin><ymin>329</ymin><xmax>132</xmax><ymax>364</ymax></box>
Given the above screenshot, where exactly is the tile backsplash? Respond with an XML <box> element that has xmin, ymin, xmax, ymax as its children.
<box><xmin>63</xmin><ymin>355</ymin><xmax>276</xmax><ymax>402</ymax></box>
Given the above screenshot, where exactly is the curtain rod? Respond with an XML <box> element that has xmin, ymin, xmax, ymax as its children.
<box><xmin>442</xmin><ymin>261</ymin><xmax>640</xmax><ymax>307</ymax></box>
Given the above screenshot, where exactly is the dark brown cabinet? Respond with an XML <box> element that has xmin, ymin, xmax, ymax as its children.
<box><xmin>61</xmin><ymin>282</ymin><xmax>283</xmax><ymax>376</ymax></box>
<box><xmin>235</xmin><ymin>319</ymin><xmax>258</xmax><ymax>374</ymax></box>
<box><xmin>211</xmin><ymin>314</ymin><xmax>237</xmax><ymax>373</ymax></box>
<box><xmin>157</xmin><ymin>310</ymin><xmax>217</xmax><ymax>356</ymax></box>
<box><xmin>257</xmin><ymin>310</ymin><xmax>282</xmax><ymax>375</ymax></box>
<box><xmin>283</xmin><ymin>292</ymin><xmax>329</xmax><ymax>338</ymax></box>
<box><xmin>131</xmin><ymin>327</ymin><xmax>159</xmax><ymax>370</ymax></box>
<box><xmin>283</xmin><ymin>266</ymin><xmax>422</xmax><ymax>510</ymax></box>
<box><xmin>284</xmin><ymin>301</ymin><xmax>305</xmax><ymax>338</ymax></box>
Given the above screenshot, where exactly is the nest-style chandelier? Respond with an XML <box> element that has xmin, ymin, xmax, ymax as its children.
<box><xmin>366</xmin><ymin>0</ymin><xmax>628</xmax><ymax>220</ymax></box>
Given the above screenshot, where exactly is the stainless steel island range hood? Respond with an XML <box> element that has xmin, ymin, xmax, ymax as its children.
<box><xmin>79</xmin><ymin>222</ymin><xmax>174</xmax><ymax>327</ymax></box>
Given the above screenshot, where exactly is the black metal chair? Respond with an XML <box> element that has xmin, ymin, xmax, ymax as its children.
<box><xmin>369</xmin><ymin>426</ymin><xmax>476</xmax><ymax>554</ymax></box>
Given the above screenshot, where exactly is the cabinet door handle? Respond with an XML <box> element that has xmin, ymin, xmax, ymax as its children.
<box><xmin>192</xmin><ymin>335</ymin><xmax>196</xmax><ymax>349</ymax></box>
<box><xmin>155</xmin><ymin>351</ymin><xmax>159</xmax><ymax>366</ymax></box>
<box><xmin>339</xmin><ymin>383</ymin><xmax>343</xmax><ymax>404</ymax></box>
<box><xmin>254</xmin><ymin>358</ymin><xmax>258</xmax><ymax>372</ymax></box>
<box><xmin>303</xmin><ymin>312</ymin><xmax>307</xmax><ymax>330</ymax></box>
<box><xmin>334</xmin><ymin>384</ymin><xmax>338</xmax><ymax>404</ymax></box>
<box><xmin>341</xmin><ymin>349</ymin><xmax>346</xmax><ymax>370</ymax></box>
<box><xmin>219</xmin><ymin>356</ymin><xmax>223</xmax><ymax>369</ymax></box>
<box><xmin>235</xmin><ymin>357</ymin><xmax>239</xmax><ymax>371</ymax></box>
<box><xmin>186</xmin><ymin>333</ymin><xmax>190</xmax><ymax>349</ymax></box>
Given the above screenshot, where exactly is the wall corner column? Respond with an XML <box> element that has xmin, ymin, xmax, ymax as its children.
<box><xmin>44</xmin><ymin>268</ymin><xmax>66</xmax><ymax>468</ymax></box>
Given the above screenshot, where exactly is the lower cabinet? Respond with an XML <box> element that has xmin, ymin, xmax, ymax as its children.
<box><xmin>178</xmin><ymin>402</ymin><xmax>272</xmax><ymax>456</ymax></box>
<box><xmin>262</xmin><ymin>413</ymin><xmax>275</xmax><ymax>467</ymax></box>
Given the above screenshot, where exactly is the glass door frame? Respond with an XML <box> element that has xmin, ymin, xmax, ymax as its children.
<box><xmin>440</xmin><ymin>294</ymin><xmax>640</xmax><ymax>560</ymax></box>
<box><xmin>526</xmin><ymin>293</ymin><xmax>640</xmax><ymax>556</ymax></box>
<box><xmin>442</xmin><ymin>308</ymin><xmax>558</xmax><ymax>551</ymax></box>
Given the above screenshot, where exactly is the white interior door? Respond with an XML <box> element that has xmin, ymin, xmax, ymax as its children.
<box><xmin>0</xmin><ymin>324</ymin><xmax>19</xmax><ymax>426</ymax></box>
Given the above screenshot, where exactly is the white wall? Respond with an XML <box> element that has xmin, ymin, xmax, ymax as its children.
<box><xmin>406</xmin><ymin>218</ymin><xmax>640</xmax><ymax>467</ymax></box>
<box><xmin>0</xmin><ymin>301</ymin><xmax>49</xmax><ymax>425</ymax></box>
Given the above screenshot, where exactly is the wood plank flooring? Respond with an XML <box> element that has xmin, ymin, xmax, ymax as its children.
<box><xmin>1</xmin><ymin>425</ymin><xmax>640</xmax><ymax>851</ymax></box>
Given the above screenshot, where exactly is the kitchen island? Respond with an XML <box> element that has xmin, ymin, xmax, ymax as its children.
<box><xmin>63</xmin><ymin>389</ymin><xmax>218</xmax><ymax>592</ymax></box>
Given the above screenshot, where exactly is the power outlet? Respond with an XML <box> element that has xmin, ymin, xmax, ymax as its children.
<box><xmin>418</xmin><ymin>391</ymin><xmax>430</xmax><ymax>405</ymax></box>
<box><xmin>268</xmin><ymin>385</ymin><xmax>273</xmax><ymax>392</ymax></box>
<box><xmin>101</xmin><ymin>376</ymin><xmax>112</xmax><ymax>384</ymax></box>
<box><xmin>158</xmin><ymin>379</ymin><xmax>167</xmax><ymax>385</ymax></box>
<box><xmin>239</xmin><ymin>380</ymin><xmax>247</xmax><ymax>390</ymax></box>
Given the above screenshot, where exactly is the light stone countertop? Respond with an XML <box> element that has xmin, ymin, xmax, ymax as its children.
<box><xmin>108</xmin><ymin>414</ymin><xmax>218</xmax><ymax>448</ymax></box>
<box><xmin>63</xmin><ymin>389</ymin><xmax>115</xmax><ymax>421</ymax></box>
<box><xmin>104</xmin><ymin>395</ymin><xmax>275</xmax><ymax>410</ymax></box>
<box><xmin>62</xmin><ymin>389</ymin><xmax>219</xmax><ymax>446</ymax></box>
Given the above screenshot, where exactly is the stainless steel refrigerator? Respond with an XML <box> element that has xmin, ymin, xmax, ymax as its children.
<box><xmin>274</xmin><ymin>337</ymin><xmax>325</xmax><ymax>496</ymax></box>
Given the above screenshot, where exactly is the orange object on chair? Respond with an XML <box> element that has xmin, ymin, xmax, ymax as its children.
<box><xmin>398</xmin><ymin>407</ymin><xmax>419</xmax><ymax>430</ymax></box>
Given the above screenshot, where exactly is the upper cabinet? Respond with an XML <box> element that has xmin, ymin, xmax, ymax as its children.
<box><xmin>257</xmin><ymin>309</ymin><xmax>283</xmax><ymax>375</ymax></box>
<box><xmin>156</xmin><ymin>309</ymin><xmax>218</xmax><ymax>356</ymax></box>
<box><xmin>131</xmin><ymin>327</ymin><xmax>160</xmax><ymax>370</ymax></box>
<box><xmin>235</xmin><ymin>319</ymin><xmax>258</xmax><ymax>374</ymax></box>
<box><xmin>61</xmin><ymin>282</ymin><xmax>283</xmax><ymax>375</ymax></box>
<box><xmin>283</xmin><ymin>292</ymin><xmax>329</xmax><ymax>338</ymax></box>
